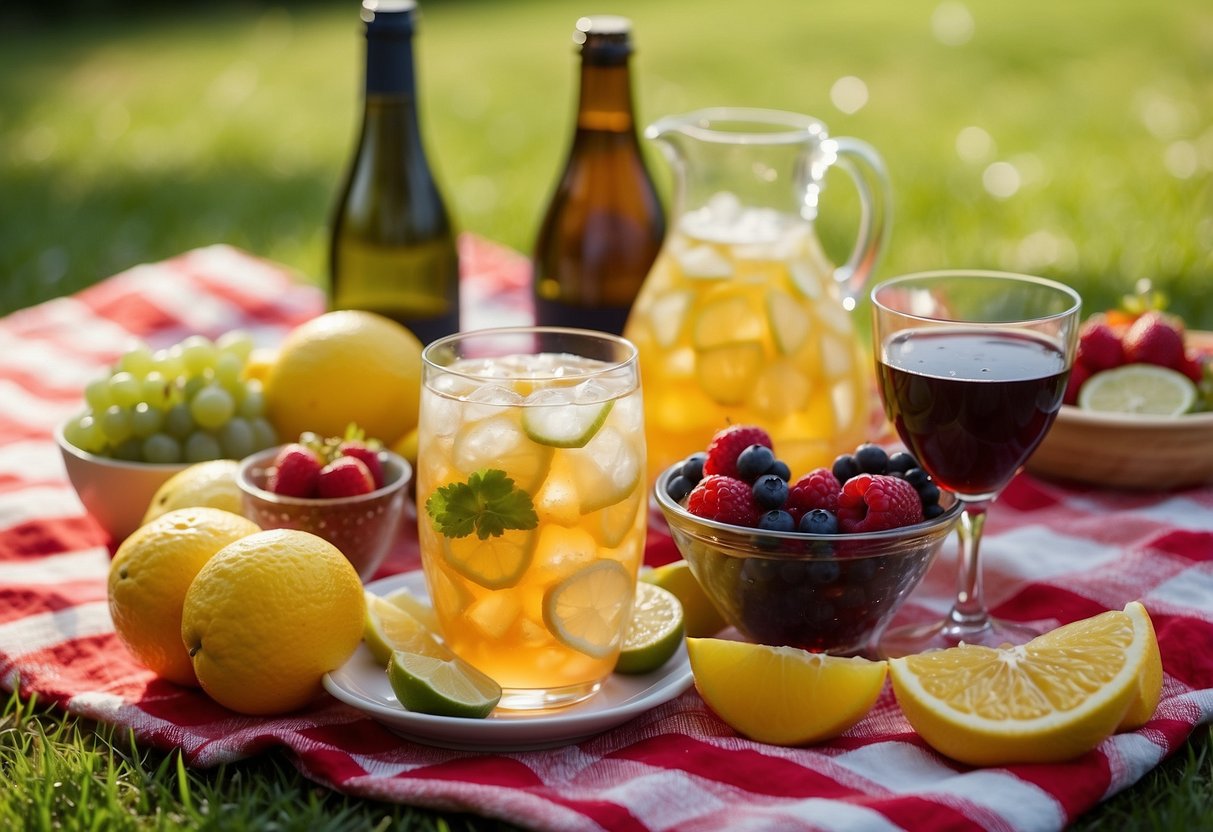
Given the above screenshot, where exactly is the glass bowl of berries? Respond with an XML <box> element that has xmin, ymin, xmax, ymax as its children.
<box><xmin>656</xmin><ymin>425</ymin><xmax>963</xmax><ymax>657</ymax></box>
<box><xmin>237</xmin><ymin>430</ymin><xmax>411</xmax><ymax>581</ymax></box>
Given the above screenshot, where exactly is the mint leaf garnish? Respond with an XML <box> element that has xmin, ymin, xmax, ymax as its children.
<box><xmin>426</xmin><ymin>469</ymin><xmax>539</xmax><ymax>540</ymax></box>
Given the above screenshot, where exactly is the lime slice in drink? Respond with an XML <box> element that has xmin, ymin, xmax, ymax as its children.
<box><xmin>1078</xmin><ymin>364</ymin><xmax>1197</xmax><ymax>416</ymax></box>
<box><xmin>442</xmin><ymin>527</ymin><xmax>536</xmax><ymax>590</ymax></box>
<box><xmin>522</xmin><ymin>395</ymin><xmax>614</xmax><ymax>448</ymax></box>
<box><xmin>452</xmin><ymin>415</ymin><xmax>553</xmax><ymax>492</ymax></box>
<box><xmin>543</xmin><ymin>559</ymin><xmax>633</xmax><ymax>659</ymax></box>
<box><xmin>388</xmin><ymin>649</ymin><xmax>501</xmax><ymax>719</ymax></box>
<box><xmin>615</xmin><ymin>582</ymin><xmax>685</xmax><ymax>675</ymax></box>
<box><xmin>765</xmin><ymin>288</ymin><xmax>811</xmax><ymax>355</ymax></box>
<box><xmin>364</xmin><ymin>593</ymin><xmax>449</xmax><ymax>666</ymax></box>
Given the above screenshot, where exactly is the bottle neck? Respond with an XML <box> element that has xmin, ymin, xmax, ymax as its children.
<box><xmin>365</xmin><ymin>32</ymin><xmax>417</xmax><ymax>97</ymax></box>
<box><xmin>575</xmin><ymin>60</ymin><xmax>635</xmax><ymax>133</ymax></box>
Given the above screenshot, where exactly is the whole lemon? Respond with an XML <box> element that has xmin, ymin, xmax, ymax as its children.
<box><xmin>142</xmin><ymin>460</ymin><xmax>243</xmax><ymax>525</ymax></box>
<box><xmin>108</xmin><ymin>507</ymin><xmax>261</xmax><ymax>686</ymax></box>
<box><xmin>181</xmin><ymin>528</ymin><xmax>366</xmax><ymax>715</ymax></box>
<box><xmin>264</xmin><ymin>311</ymin><xmax>422</xmax><ymax>446</ymax></box>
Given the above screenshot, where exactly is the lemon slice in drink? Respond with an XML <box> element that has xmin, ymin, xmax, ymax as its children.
<box><xmin>388</xmin><ymin>649</ymin><xmax>501</xmax><ymax>719</ymax></box>
<box><xmin>543</xmin><ymin>559</ymin><xmax>633</xmax><ymax>658</ymax></box>
<box><xmin>521</xmin><ymin>395</ymin><xmax>614</xmax><ymax>449</ymax></box>
<box><xmin>641</xmin><ymin>560</ymin><xmax>727</xmax><ymax>638</ymax></box>
<box><xmin>889</xmin><ymin>601</ymin><xmax>1158</xmax><ymax>766</ymax></box>
<box><xmin>363</xmin><ymin>593</ymin><xmax>449</xmax><ymax>665</ymax></box>
<box><xmin>694</xmin><ymin>342</ymin><xmax>764</xmax><ymax>406</ymax></box>
<box><xmin>615</xmin><ymin>581</ymin><xmax>684</xmax><ymax>674</ymax></box>
<box><xmin>686</xmin><ymin>638</ymin><xmax>887</xmax><ymax>746</ymax></box>
<box><xmin>442</xmin><ymin>528</ymin><xmax>536</xmax><ymax>590</ymax></box>
<box><xmin>1078</xmin><ymin>364</ymin><xmax>1197</xmax><ymax>416</ymax></box>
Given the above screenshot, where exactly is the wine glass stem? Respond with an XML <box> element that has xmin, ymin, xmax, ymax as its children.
<box><xmin>947</xmin><ymin>501</ymin><xmax>991</xmax><ymax>634</ymax></box>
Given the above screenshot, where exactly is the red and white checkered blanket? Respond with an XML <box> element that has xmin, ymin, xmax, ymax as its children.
<box><xmin>2</xmin><ymin>241</ymin><xmax>1211</xmax><ymax>832</ymax></box>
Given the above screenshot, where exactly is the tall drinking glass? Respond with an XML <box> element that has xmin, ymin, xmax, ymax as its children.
<box><xmin>417</xmin><ymin>327</ymin><xmax>646</xmax><ymax>710</ymax></box>
<box><xmin>871</xmin><ymin>271</ymin><xmax>1081</xmax><ymax>657</ymax></box>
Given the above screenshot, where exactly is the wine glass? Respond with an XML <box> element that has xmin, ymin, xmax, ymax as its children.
<box><xmin>871</xmin><ymin>270</ymin><xmax>1081</xmax><ymax>657</ymax></box>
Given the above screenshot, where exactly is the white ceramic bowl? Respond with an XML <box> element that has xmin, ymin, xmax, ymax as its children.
<box><xmin>55</xmin><ymin>421</ymin><xmax>189</xmax><ymax>544</ymax></box>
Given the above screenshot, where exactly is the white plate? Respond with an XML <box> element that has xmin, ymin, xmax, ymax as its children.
<box><xmin>322</xmin><ymin>571</ymin><xmax>694</xmax><ymax>751</ymax></box>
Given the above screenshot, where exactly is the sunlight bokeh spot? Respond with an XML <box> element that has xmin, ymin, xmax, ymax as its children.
<box><xmin>1164</xmin><ymin>141</ymin><xmax>1199</xmax><ymax>180</ymax></box>
<box><xmin>931</xmin><ymin>2</ymin><xmax>975</xmax><ymax>46</ymax></box>
<box><xmin>830</xmin><ymin>76</ymin><xmax>868</xmax><ymax>115</ymax></box>
<box><xmin>982</xmin><ymin>161</ymin><xmax>1020</xmax><ymax>199</ymax></box>
<box><xmin>955</xmin><ymin>126</ymin><xmax>993</xmax><ymax>163</ymax></box>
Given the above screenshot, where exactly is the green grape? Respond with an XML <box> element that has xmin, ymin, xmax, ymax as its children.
<box><xmin>184</xmin><ymin>431</ymin><xmax>223</xmax><ymax>463</ymax></box>
<box><xmin>217</xmin><ymin>329</ymin><xmax>255</xmax><ymax>364</ymax></box>
<box><xmin>130</xmin><ymin>403</ymin><xmax>165</xmax><ymax>438</ymax></box>
<box><xmin>213</xmin><ymin>352</ymin><xmax>243</xmax><ymax>388</ymax></box>
<box><xmin>108</xmin><ymin>372</ymin><xmax>142</xmax><ymax>408</ymax></box>
<box><xmin>65</xmin><ymin>414</ymin><xmax>106</xmax><ymax>454</ymax></box>
<box><xmin>99</xmin><ymin>405</ymin><xmax>134</xmax><ymax>444</ymax></box>
<box><xmin>84</xmin><ymin>377</ymin><xmax>114</xmax><ymax>411</ymax></box>
<box><xmin>142</xmin><ymin>433</ymin><xmax>183</xmax><ymax>464</ymax></box>
<box><xmin>180</xmin><ymin>335</ymin><xmax>218</xmax><ymax>377</ymax></box>
<box><xmin>189</xmin><ymin>385</ymin><xmax>235</xmax><ymax>430</ymax></box>
<box><xmin>117</xmin><ymin>345</ymin><xmax>154</xmax><ymax>378</ymax></box>
<box><xmin>182</xmin><ymin>375</ymin><xmax>207</xmax><ymax>401</ymax></box>
<box><xmin>238</xmin><ymin>381</ymin><xmax>266</xmax><ymax>419</ymax></box>
<box><xmin>164</xmin><ymin>403</ymin><xmax>195</xmax><ymax>440</ymax></box>
<box><xmin>152</xmin><ymin>347</ymin><xmax>185</xmax><ymax>380</ymax></box>
<box><xmin>218</xmin><ymin>418</ymin><xmax>255</xmax><ymax>459</ymax></box>
<box><xmin>111</xmin><ymin>437</ymin><xmax>144</xmax><ymax>461</ymax></box>
<box><xmin>250</xmin><ymin>417</ymin><xmax>278</xmax><ymax>451</ymax></box>
<box><xmin>140</xmin><ymin>372</ymin><xmax>174</xmax><ymax>409</ymax></box>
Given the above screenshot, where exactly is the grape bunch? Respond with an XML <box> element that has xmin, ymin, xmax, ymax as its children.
<box><xmin>63</xmin><ymin>331</ymin><xmax>279</xmax><ymax>464</ymax></box>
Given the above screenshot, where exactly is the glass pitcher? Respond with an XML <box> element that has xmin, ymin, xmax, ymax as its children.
<box><xmin>622</xmin><ymin>107</ymin><xmax>890</xmax><ymax>481</ymax></box>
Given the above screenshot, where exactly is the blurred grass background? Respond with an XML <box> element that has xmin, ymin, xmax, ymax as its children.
<box><xmin>1</xmin><ymin>0</ymin><xmax>1211</xmax><ymax>326</ymax></box>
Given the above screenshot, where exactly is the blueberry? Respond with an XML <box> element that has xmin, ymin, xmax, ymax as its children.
<box><xmin>758</xmin><ymin>509</ymin><xmax>797</xmax><ymax>532</ymax></box>
<box><xmin>666</xmin><ymin>474</ymin><xmax>695</xmax><ymax>503</ymax></box>
<box><xmin>752</xmin><ymin>474</ymin><xmax>789</xmax><ymax>509</ymax></box>
<box><xmin>680</xmin><ymin>452</ymin><xmax>707</xmax><ymax>484</ymax></box>
<box><xmin>886</xmin><ymin>451</ymin><xmax>918</xmax><ymax>475</ymax></box>
<box><xmin>924</xmin><ymin>503</ymin><xmax>945</xmax><ymax>520</ymax></box>
<box><xmin>832</xmin><ymin>454</ymin><xmax>861</xmax><ymax>484</ymax></box>
<box><xmin>904</xmin><ymin>467</ymin><xmax>930</xmax><ymax>489</ymax></box>
<box><xmin>854</xmin><ymin>443</ymin><xmax>889</xmax><ymax>474</ymax></box>
<box><xmin>807</xmin><ymin>559</ymin><xmax>842</xmax><ymax>584</ymax></box>
<box><xmin>769</xmin><ymin>459</ymin><xmax>792</xmax><ymax>482</ymax></box>
<box><xmin>799</xmin><ymin>508</ymin><xmax>839</xmax><ymax>535</ymax></box>
<box><xmin>917</xmin><ymin>483</ymin><xmax>940</xmax><ymax>507</ymax></box>
<box><xmin>737</xmin><ymin>444</ymin><xmax>776</xmax><ymax>482</ymax></box>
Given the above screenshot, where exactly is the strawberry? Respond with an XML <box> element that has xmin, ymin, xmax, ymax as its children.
<box><xmin>1063</xmin><ymin>361</ymin><xmax>1092</xmax><ymax>406</ymax></box>
<box><xmin>837</xmin><ymin>474</ymin><xmax>923</xmax><ymax>533</ymax></box>
<box><xmin>1076</xmin><ymin>318</ymin><xmax>1125</xmax><ymax>372</ymax></box>
<box><xmin>1122</xmin><ymin>311</ymin><xmax>1185</xmax><ymax>369</ymax></box>
<box><xmin>316</xmin><ymin>455</ymin><xmax>376</xmax><ymax>498</ymax></box>
<box><xmin>338</xmin><ymin>440</ymin><xmax>384</xmax><ymax>488</ymax></box>
<box><xmin>686</xmin><ymin>475</ymin><xmax>760</xmax><ymax>527</ymax></box>
<box><xmin>785</xmin><ymin>468</ymin><xmax>841</xmax><ymax>521</ymax></box>
<box><xmin>267</xmin><ymin>443</ymin><xmax>323</xmax><ymax>497</ymax></box>
<box><xmin>704</xmin><ymin>425</ymin><xmax>773</xmax><ymax>479</ymax></box>
<box><xmin>1178</xmin><ymin>349</ymin><xmax>1205</xmax><ymax>385</ymax></box>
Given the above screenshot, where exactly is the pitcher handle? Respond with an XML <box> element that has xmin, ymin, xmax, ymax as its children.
<box><xmin>823</xmin><ymin>137</ymin><xmax>891</xmax><ymax>309</ymax></box>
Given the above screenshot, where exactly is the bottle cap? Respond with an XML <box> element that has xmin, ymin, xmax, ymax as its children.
<box><xmin>362</xmin><ymin>0</ymin><xmax>417</xmax><ymax>34</ymax></box>
<box><xmin>575</xmin><ymin>15</ymin><xmax>633</xmax><ymax>64</ymax></box>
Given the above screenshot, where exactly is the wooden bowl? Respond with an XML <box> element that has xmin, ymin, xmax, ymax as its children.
<box><xmin>1028</xmin><ymin>331</ymin><xmax>1213</xmax><ymax>491</ymax></box>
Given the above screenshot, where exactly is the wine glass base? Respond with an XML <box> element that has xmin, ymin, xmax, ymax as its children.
<box><xmin>877</xmin><ymin>615</ymin><xmax>1044</xmax><ymax>658</ymax></box>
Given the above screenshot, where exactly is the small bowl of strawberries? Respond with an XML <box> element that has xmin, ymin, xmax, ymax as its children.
<box><xmin>237</xmin><ymin>428</ymin><xmax>411</xmax><ymax>580</ymax></box>
<box><xmin>656</xmin><ymin>425</ymin><xmax>962</xmax><ymax>657</ymax></box>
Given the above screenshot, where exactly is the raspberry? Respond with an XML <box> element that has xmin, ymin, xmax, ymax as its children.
<box><xmin>316</xmin><ymin>455</ymin><xmax>376</xmax><ymax>498</ymax></box>
<box><xmin>837</xmin><ymin>474</ymin><xmax>924</xmax><ymax>533</ymax></box>
<box><xmin>703</xmin><ymin>425</ymin><xmax>773</xmax><ymax>479</ymax></box>
<box><xmin>686</xmin><ymin>475</ymin><xmax>760</xmax><ymax>527</ymax></box>
<box><xmin>786</xmin><ymin>468</ymin><xmax>841</xmax><ymax>520</ymax></box>
<box><xmin>267</xmin><ymin>443</ymin><xmax>323</xmax><ymax>497</ymax></box>
<box><xmin>1122</xmin><ymin>311</ymin><xmax>1185</xmax><ymax>369</ymax></box>
<box><xmin>1076</xmin><ymin>319</ymin><xmax>1126</xmax><ymax>372</ymax></box>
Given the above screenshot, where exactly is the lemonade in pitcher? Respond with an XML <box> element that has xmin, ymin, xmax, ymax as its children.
<box><xmin>623</xmin><ymin>108</ymin><xmax>890</xmax><ymax>480</ymax></box>
<box><xmin>417</xmin><ymin>328</ymin><xmax>645</xmax><ymax>710</ymax></box>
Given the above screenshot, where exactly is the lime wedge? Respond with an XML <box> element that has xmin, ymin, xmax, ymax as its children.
<box><xmin>442</xmin><ymin>527</ymin><xmax>536</xmax><ymax>590</ymax></box>
<box><xmin>364</xmin><ymin>594</ymin><xmax>449</xmax><ymax>665</ymax></box>
<box><xmin>388</xmin><ymin>649</ymin><xmax>501</xmax><ymax>719</ymax></box>
<box><xmin>522</xmin><ymin>396</ymin><xmax>614</xmax><ymax>448</ymax></box>
<box><xmin>1078</xmin><ymin>364</ymin><xmax>1197</xmax><ymax>416</ymax></box>
<box><xmin>615</xmin><ymin>582</ymin><xmax>685</xmax><ymax>675</ymax></box>
<box><xmin>543</xmin><ymin>559</ymin><xmax>633</xmax><ymax>658</ymax></box>
<box><xmin>641</xmin><ymin>560</ymin><xmax>728</xmax><ymax>638</ymax></box>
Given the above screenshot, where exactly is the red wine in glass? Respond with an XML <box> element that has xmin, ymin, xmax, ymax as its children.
<box><xmin>877</xmin><ymin>328</ymin><xmax>1069</xmax><ymax>499</ymax></box>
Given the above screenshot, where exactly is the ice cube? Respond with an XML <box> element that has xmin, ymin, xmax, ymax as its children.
<box><xmin>675</xmin><ymin>244</ymin><xmax>734</xmax><ymax>280</ymax></box>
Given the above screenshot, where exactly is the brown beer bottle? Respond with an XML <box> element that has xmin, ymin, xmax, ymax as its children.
<box><xmin>532</xmin><ymin>15</ymin><xmax>666</xmax><ymax>335</ymax></box>
<box><xmin>329</xmin><ymin>0</ymin><xmax>460</xmax><ymax>345</ymax></box>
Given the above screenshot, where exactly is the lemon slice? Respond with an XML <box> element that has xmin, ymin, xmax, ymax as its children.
<box><xmin>889</xmin><ymin>601</ymin><xmax>1158</xmax><ymax>766</ymax></box>
<box><xmin>641</xmin><ymin>560</ymin><xmax>728</xmax><ymax>638</ymax></box>
<box><xmin>615</xmin><ymin>581</ymin><xmax>685</xmax><ymax>674</ymax></box>
<box><xmin>691</xmin><ymin>293</ymin><xmax>764</xmax><ymax>350</ymax></box>
<box><xmin>452</xmin><ymin>415</ymin><xmax>553</xmax><ymax>492</ymax></box>
<box><xmin>388</xmin><ymin>649</ymin><xmax>501</xmax><ymax>719</ymax></box>
<box><xmin>765</xmin><ymin>289</ymin><xmax>810</xmax><ymax>355</ymax></box>
<box><xmin>441</xmin><ymin>528</ymin><xmax>536</xmax><ymax>590</ymax></box>
<box><xmin>521</xmin><ymin>397</ymin><xmax>614</xmax><ymax>448</ymax></box>
<box><xmin>543</xmin><ymin>559</ymin><xmax>633</xmax><ymax>658</ymax></box>
<box><xmin>686</xmin><ymin>638</ymin><xmax>888</xmax><ymax>746</ymax></box>
<box><xmin>1078</xmin><ymin>364</ymin><xmax>1197</xmax><ymax>416</ymax></box>
<box><xmin>363</xmin><ymin>594</ymin><xmax>449</xmax><ymax>665</ymax></box>
<box><xmin>383</xmin><ymin>587</ymin><xmax>441</xmax><ymax>633</ymax></box>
